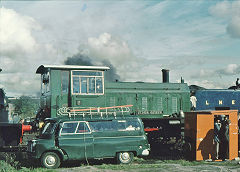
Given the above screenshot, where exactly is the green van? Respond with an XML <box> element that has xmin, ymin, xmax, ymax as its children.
<box><xmin>27</xmin><ymin>113</ymin><xmax>150</xmax><ymax>168</ymax></box>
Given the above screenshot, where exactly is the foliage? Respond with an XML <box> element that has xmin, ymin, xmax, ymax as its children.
<box><xmin>0</xmin><ymin>152</ymin><xmax>20</xmax><ymax>169</ymax></box>
<box><xmin>10</xmin><ymin>96</ymin><xmax>39</xmax><ymax>119</ymax></box>
<box><xmin>0</xmin><ymin>160</ymin><xmax>16</xmax><ymax>172</ymax></box>
<box><xmin>0</xmin><ymin>152</ymin><xmax>54</xmax><ymax>172</ymax></box>
<box><xmin>0</xmin><ymin>160</ymin><xmax>54</xmax><ymax>172</ymax></box>
<box><xmin>0</xmin><ymin>161</ymin><xmax>54</xmax><ymax>172</ymax></box>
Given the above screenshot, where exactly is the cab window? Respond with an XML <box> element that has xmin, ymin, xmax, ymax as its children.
<box><xmin>41</xmin><ymin>72</ymin><xmax>50</xmax><ymax>94</ymax></box>
<box><xmin>72</xmin><ymin>71</ymin><xmax>104</xmax><ymax>95</ymax></box>
<box><xmin>61</xmin><ymin>71</ymin><xmax>69</xmax><ymax>94</ymax></box>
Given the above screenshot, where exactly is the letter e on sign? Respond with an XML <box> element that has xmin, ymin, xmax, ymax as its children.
<box><xmin>232</xmin><ymin>100</ymin><xmax>235</xmax><ymax>105</ymax></box>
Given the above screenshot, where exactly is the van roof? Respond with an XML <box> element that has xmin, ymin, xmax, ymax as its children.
<box><xmin>46</xmin><ymin>115</ymin><xmax>140</xmax><ymax>123</ymax></box>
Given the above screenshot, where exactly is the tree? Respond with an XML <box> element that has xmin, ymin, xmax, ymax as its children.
<box><xmin>11</xmin><ymin>96</ymin><xmax>39</xmax><ymax>119</ymax></box>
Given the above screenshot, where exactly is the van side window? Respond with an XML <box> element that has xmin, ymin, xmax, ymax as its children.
<box><xmin>89</xmin><ymin>120</ymin><xmax>141</xmax><ymax>132</ymax></box>
<box><xmin>89</xmin><ymin>121</ymin><xmax>114</xmax><ymax>132</ymax></box>
<box><xmin>76</xmin><ymin>122</ymin><xmax>90</xmax><ymax>133</ymax></box>
<box><xmin>125</xmin><ymin>120</ymin><xmax>141</xmax><ymax>131</ymax></box>
<box><xmin>61</xmin><ymin>122</ymin><xmax>78</xmax><ymax>134</ymax></box>
<box><xmin>118</xmin><ymin>120</ymin><xmax>141</xmax><ymax>131</ymax></box>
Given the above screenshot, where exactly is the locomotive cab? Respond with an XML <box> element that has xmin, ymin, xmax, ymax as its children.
<box><xmin>36</xmin><ymin>65</ymin><xmax>110</xmax><ymax>120</ymax></box>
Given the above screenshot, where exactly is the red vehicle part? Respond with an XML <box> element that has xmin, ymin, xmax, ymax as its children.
<box><xmin>20</xmin><ymin>124</ymin><xmax>32</xmax><ymax>143</ymax></box>
<box><xmin>144</xmin><ymin>128</ymin><xmax>159</xmax><ymax>132</ymax></box>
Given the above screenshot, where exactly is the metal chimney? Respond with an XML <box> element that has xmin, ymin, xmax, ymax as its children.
<box><xmin>162</xmin><ymin>69</ymin><xmax>169</xmax><ymax>83</ymax></box>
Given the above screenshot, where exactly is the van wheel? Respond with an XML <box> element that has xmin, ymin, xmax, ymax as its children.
<box><xmin>41</xmin><ymin>152</ymin><xmax>61</xmax><ymax>169</ymax></box>
<box><xmin>116</xmin><ymin>152</ymin><xmax>134</xmax><ymax>164</ymax></box>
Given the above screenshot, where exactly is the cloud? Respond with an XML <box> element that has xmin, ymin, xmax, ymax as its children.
<box><xmin>87</xmin><ymin>33</ymin><xmax>136</xmax><ymax>66</ymax></box>
<box><xmin>62</xmin><ymin>32</ymin><xmax>151</xmax><ymax>82</ymax></box>
<box><xmin>0</xmin><ymin>73</ymin><xmax>39</xmax><ymax>96</ymax></box>
<box><xmin>217</xmin><ymin>64</ymin><xmax>240</xmax><ymax>75</ymax></box>
<box><xmin>78</xmin><ymin>33</ymin><xmax>142</xmax><ymax>80</ymax></box>
<box><xmin>1</xmin><ymin>1</ymin><xmax>239</xmax><ymax>95</ymax></box>
<box><xmin>189</xmin><ymin>68</ymin><xmax>215</xmax><ymax>79</ymax></box>
<box><xmin>0</xmin><ymin>6</ymin><xmax>142</xmax><ymax>95</ymax></box>
<box><xmin>209</xmin><ymin>1</ymin><xmax>231</xmax><ymax>18</ymax></box>
<box><xmin>0</xmin><ymin>7</ymin><xmax>58</xmax><ymax>96</ymax></box>
<box><xmin>209</xmin><ymin>1</ymin><xmax>240</xmax><ymax>38</ymax></box>
<box><xmin>0</xmin><ymin>7</ymin><xmax>41</xmax><ymax>56</ymax></box>
<box><xmin>190</xmin><ymin>80</ymin><xmax>222</xmax><ymax>89</ymax></box>
<box><xmin>190</xmin><ymin>64</ymin><xmax>240</xmax><ymax>79</ymax></box>
<box><xmin>227</xmin><ymin>16</ymin><xmax>240</xmax><ymax>38</ymax></box>
<box><xmin>186</xmin><ymin>63</ymin><xmax>240</xmax><ymax>89</ymax></box>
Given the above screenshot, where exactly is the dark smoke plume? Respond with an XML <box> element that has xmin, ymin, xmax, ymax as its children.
<box><xmin>64</xmin><ymin>53</ymin><xmax>121</xmax><ymax>82</ymax></box>
<box><xmin>64</xmin><ymin>54</ymin><xmax>94</xmax><ymax>66</ymax></box>
<box><xmin>101</xmin><ymin>59</ymin><xmax>120</xmax><ymax>82</ymax></box>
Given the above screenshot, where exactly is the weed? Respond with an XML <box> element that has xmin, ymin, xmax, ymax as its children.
<box><xmin>0</xmin><ymin>160</ymin><xmax>16</xmax><ymax>172</ymax></box>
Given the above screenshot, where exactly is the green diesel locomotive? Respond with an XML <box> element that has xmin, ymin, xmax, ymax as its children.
<box><xmin>36</xmin><ymin>65</ymin><xmax>190</xmax><ymax>148</ymax></box>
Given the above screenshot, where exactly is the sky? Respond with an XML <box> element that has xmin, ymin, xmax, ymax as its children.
<box><xmin>0</xmin><ymin>0</ymin><xmax>240</xmax><ymax>96</ymax></box>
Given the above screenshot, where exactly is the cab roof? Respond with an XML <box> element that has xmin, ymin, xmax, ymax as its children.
<box><xmin>36</xmin><ymin>65</ymin><xmax>110</xmax><ymax>74</ymax></box>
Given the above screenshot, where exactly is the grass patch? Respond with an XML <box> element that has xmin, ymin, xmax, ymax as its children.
<box><xmin>200</xmin><ymin>160</ymin><xmax>240</xmax><ymax>167</ymax></box>
<box><xmin>95</xmin><ymin>158</ymin><xmax>240</xmax><ymax>171</ymax></box>
<box><xmin>162</xmin><ymin>159</ymin><xmax>201</xmax><ymax>166</ymax></box>
<box><xmin>0</xmin><ymin>162</ymin><xmax>56</xmax><ymax>172</ymax></box>
<box><xmin>0</xmin><ymin>160</ymin><xmax>55</xmax><ymax>172</ymax></box>
<box><xmin>0</xmin><ymin>160</ymin><xmax>16</xmax><ymax>172</ymax></box>
<box><xmin>0</xmin><ymin>152</ymin><xmax>55</xmax><ymax>172</ymax></box>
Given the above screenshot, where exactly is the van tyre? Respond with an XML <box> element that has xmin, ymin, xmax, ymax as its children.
<box><xmin>41</xmin><ymin>152</ymin><xmax>61</xmax><ymax>169</ymax></box>
<box><xmin>116</xmin><ymin>152</ymin><xmax>134</xmax><ymax>164</ymax></box>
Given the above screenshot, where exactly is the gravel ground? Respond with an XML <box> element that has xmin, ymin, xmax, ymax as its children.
<box><xmin>55</xmin><ymin>160</ymin><xmax>240</xmax><ymax>172</ymax></box>
<box><xmin>56</xmin><ymin>164</ymin><xmax>240</xmax><ymax>172</ymax></box>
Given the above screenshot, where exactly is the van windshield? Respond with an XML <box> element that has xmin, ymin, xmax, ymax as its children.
<box><xmin>89</xmin><ymin>119</ymin><xmax>141</xmax><ymax>132</ymax></box>
<box><xmin>41</xmin><ymin>122</ymin><xmax>56</xmax><ymax>135</ymax></box>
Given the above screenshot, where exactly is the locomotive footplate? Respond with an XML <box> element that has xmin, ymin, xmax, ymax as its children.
<box><xmin>142</xmin><ymin>117</ymin><xmax>183</xmax><ymax>138</ymax></box>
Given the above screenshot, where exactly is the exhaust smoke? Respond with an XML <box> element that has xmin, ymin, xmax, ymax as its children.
<box><xmin>64</xmin><ymin>53</ymin><xmax>121</xmax><ymax>82</ymax></box>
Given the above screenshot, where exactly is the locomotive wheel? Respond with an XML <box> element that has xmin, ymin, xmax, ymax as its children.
<box><xmin>116</xmin><ymin>152</ymin><xmax>134</xmax><ymax>164</ymax></box>
<box><xmin>41</xmin><ymin>152</ymin><xmax>61</xmax><ymax>169</ymax></box>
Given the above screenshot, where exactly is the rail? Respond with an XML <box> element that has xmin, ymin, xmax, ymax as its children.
<box><xmin>57</xmin><ymin>105</ymin><xmax>133</xmax><ymax>118</ymax></box>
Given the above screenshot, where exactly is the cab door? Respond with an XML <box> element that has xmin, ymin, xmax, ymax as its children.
<box><xmin>56</xmin><ymin>70</ymin><xmax>70</xmax><ymax>111</ymax></box>
<box><xmin>58</xmin><ymin>121</ymin><xmax>93</xmax><ymax>160</ymax></box>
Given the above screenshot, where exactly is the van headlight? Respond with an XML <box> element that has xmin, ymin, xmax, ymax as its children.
<box><xmin>142</xmin><ymin>149</ymin><xmax>149</xmax><ymax>156</ymax></box>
